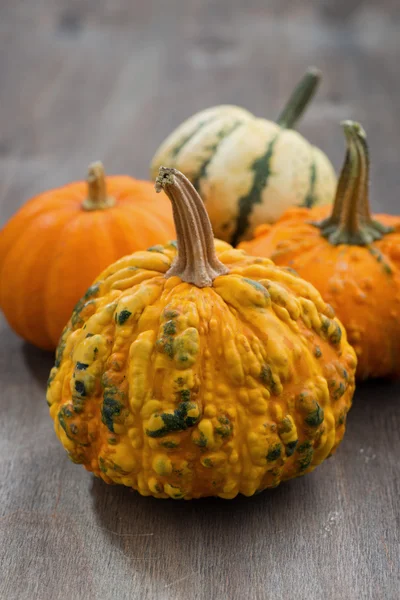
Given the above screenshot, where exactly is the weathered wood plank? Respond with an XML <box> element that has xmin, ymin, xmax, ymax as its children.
<box><xmin>1</xmin><ymin>2</ymin><xmax>399</xmax><ymax>599</ymax></box>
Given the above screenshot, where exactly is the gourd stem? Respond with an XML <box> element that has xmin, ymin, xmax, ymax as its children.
<box><xmin>355</xmin><ymin>131</ymin><xmax>386</xmax><ymax>232</ymax></box>
<box><xmin>276</xmin><ymin>67</ymin><xmax>321</xmax><ymax>129</ymax></box>
<box><xmin>82</xmin><ymin>162</ymin><xmax>115</xmax><ymax>210</ymax></box>
<box><xmin>337</xmin><ymin>125</ymin><xmax>363</xmax><ymax>235</ymax></box>
<box><xmin>313</xmin><ymin>121</ymin><xmax>393</xmax><ymax>245</ymax></box>
<box><xmin>315</xmin><ymin>146</ymin><xmax>352</xmax><ymax>233</ymax></box>
<box><xmin>155</xmin><ymin>167</ymin><xmax>229</xmax><ymax>287</ymax></box>
<box><xmin>357</xmin><ymin>131</ymin><xmax>371</xmax><ymax>220</ymax></box>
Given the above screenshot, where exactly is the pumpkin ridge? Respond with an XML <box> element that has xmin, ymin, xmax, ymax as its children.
<box><xmin>113</xmin><ymin>202</ymin><xmax>173</xmax><ymax>249</ymax></box>
<box><xmin>0</xmin><ymin>202</ymin><xmax>78</xmax><ymax>273</ymax></box>
<box><xmin>113</xmin><ymin>200</ymin><xmax>173</xmax><ymax>234</ymax></box>
<box><xmin>1</xmin><ymin>201</ymin><xmax>69</xmax><ymax>251</ymax></box>
<box><xmin>44</xmin><ymin>211</ymin><xmax>113</xmax><ymax>344</ymax></box>
<box><xmin>268</xmin><ymin>232</ymin><xmax>327</xmax><ymax>272</ymax></box>
<box><xmin>231</xmin><ymin>134</ymin><xmax>279</xmax><ymax>246</ymax></box>
<box><xmin>214</xmin><ymin>296</ymin><xmax>276</xmax><ymax>375</ymax></box>
<box><xmin>6</xmin><ymin>209</ymin><xmax>81</xmax><ymax>349</ymax></box>
<box><xmin>0</xmin><ymin>167</ymin><xmax>175</xmax><ymax>350</ymax></box>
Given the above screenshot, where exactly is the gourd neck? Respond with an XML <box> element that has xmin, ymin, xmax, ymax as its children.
<box><xmin>82</xmin><ymin>162</ymin><xmax>116</xmax><ymax>210</ymax></box>
<box><xmin>314</xmin><ymin>120</ymin><xmax>393</xmax><ymax>245</ymax></box>
<box><xmin>276</xmin><ymin>67</ymin><xmax>321</xmax><ymax>129</ymax></box>
<box><xmin>155</xmin><ymin>167</ymin><xmax>229</xmax><ymax>287</ymax></box>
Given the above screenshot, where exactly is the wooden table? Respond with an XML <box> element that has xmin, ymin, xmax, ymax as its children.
<box><xmin>1</xmin><ymin>2</ymin><xmax>399</xmax><ymax>598</ymax></box>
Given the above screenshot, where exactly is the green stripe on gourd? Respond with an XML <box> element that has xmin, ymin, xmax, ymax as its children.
<box><xmin>302</xmin><ymin>160</ymin><xmax>317</xmax><ymax>208</ymax></box>
<box><xmin>168</xmin><ymin>117</ymin><xmax>217</xmax><ymax>160</ymax></box>
<box><xmin>278</xmin><ymin>68</ymin><xmax>320</xmax><ymax>209</ymax></box>
<box><xmin>191</xmin><ymin>121</ymin><xmax>242</xmax><ymax>192</ymax></box>
<box><xmin>228</xmin><ymin>69</ymin><xmax>322</xmax><ymax>244</ymax></box>
<box><xmin>231</xmin><ymin>135</ymin><xmax>278</xmax><ymax>247</ymax></box>
<box><xmin>150</xmin><ymin>68</ymin><xmax>336</xmax><ymax>244</ymax></box>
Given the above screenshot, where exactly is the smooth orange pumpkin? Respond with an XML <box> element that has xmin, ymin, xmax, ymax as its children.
<box><xmin>241</xmin><ymin>121</ymin><xmax>400</xmax><ymax>380</ymax></box>
<box><xmin>0</xmin><ymin>163</ymin><xmax>175</xmax><ymax>350</ymax></box>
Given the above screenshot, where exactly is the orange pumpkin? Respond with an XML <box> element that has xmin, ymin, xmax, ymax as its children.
<box><xmin>241</xmin><ymin>121</ymin><xmax>400</xmax><ymax>380</ymax></box>
<box><xmin>0</xmin><ymin>162</ymin><xmax>175</xmax><ymax>350</ymax></box>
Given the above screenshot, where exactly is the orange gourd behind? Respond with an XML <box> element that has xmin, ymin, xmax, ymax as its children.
<box><xmin>241</xmin><ymin>121</ymin><xmax>400</xmax><ymax>380</ymax></box>
<box><xmin>0</xmin><ymin>163</ymin><xmax>175</xmax><ymax>350</ymax></box>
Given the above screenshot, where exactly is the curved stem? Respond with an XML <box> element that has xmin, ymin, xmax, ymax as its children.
<box><xmin>315</xmin><ymin>146</ymin><xmax>351</xmax><ymax>235</ymax></box>
<box><xmin>276</xmin><ymin>67</ymin><xmax>321</xmax><ymax>129</ymax></box>
<box><xmin>82</xmin><ymin>162</ymin><xmax>115</xmax><ymax>210</ymax></box>
<box><xmin>330</xmin><ymin>122</ymin><xmax>371</xmax><ymax>245</ymax></box>
<box><xmin>155</xmin><ymin>167</ymin><xmax>229</xmax><ymax>287</ymax></box>
<box><xmin>313</xmin><ymin>121</ymin><xmax>393</xmax><ymax>246</ymax></box>
<box><xmin>355</xmin><ymin>131</ymin><xmax>389</xmax><ymax>238</ymax></box>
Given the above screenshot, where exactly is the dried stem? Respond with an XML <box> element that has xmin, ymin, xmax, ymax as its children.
<box><xmin>313</xmin><ymin>121</ymin><xmax>393</xmax><ymax>245</ymax></box>
<box><xmin>155</xmin><ymin>167</ymin><xmax>229</xmax><ymax>287</ymax></box>
<box><xmin>82</xmin><ymin>162</ymin><xmax>115</xmax><ymax>210</ymax></box>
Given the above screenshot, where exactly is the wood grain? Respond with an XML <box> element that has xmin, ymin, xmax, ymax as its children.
<box><xmin>0</xmin><ymin>1</ymin><xmax>399</xmax><ymax>599</ymax></box>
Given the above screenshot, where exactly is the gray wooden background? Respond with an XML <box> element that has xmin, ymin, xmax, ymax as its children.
<box><xmin>0</xmin><ymin>1</ymin><xmax>399</xmax><ymax>599</ymax></box>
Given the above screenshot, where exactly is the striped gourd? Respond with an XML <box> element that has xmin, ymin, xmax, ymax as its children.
<box><xmin>150</xmin><ymin>68</ymin><xmax>336</xmax><ymax>245</ymax></box>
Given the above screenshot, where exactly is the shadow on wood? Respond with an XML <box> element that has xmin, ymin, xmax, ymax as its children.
<box><xmin>89</xmin><ymin>470</ymin><xmax>316</xmax><ymax>595</ymax></box>
<box><xmin>22</xmin><ymin>342</ymin><xmax>54</xmax><ymax>391</ymax></box>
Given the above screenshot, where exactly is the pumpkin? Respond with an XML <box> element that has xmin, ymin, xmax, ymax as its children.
<box><xmin>150</xmin><ymin>68</ymin><xmax>336</xmax><ymax>245</ymax></box>
<box><xmin>0</xmin><ymin>163</ymin><xmax>175</xmax><ymax>351</ymax></box>
<box><xmin>46</xmin><ymin>166</ymin><xmax>356</xmax><ymax>500</ymax></box>
<box><xmin>241</xmin><ymin>120</ymin><xmax>400</xmax><ymax>380</ymax></box>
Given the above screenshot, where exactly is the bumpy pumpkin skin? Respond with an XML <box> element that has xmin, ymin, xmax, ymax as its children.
<box><xmin>0</xmin><ymin>167</ymin><xmax>175</xmax><ymax>350</ymax></box>
<box><xmin>241</xmin><ymin>124</ymin><xmax>400</xmax><ymax>380</ymax></box>
<box><xmin>150</xmin><ymin>69</ymin><xmax>336</xmax><ymax>244</ymax></box>
<box><xmin>241</xmin><ymin>207</ymin><xmax>400</xmax><ymax>380</ymax></box>
<box><xmin>47</xmin><ymin>170</ymin><xmax>356</xmax><ymax>500</ymax></box>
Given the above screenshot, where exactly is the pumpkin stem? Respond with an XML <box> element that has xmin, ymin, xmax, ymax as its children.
<box><xmin>276</xmin><ymin>67</ymin><xmax>321</xmax><ymax>129</ymax></box>
<box><xmin>314</xmin><ymin>121</ymin><xmax>393</xmax><ymax>245</ymax></box>
<box><xmin>155</xmin><ymin>167</ymin><xmax>229</xmax><ymax>287</ymax></box>
<box><xmin>82</xmin><ymin>161</ymin><xmax>116</xmax><ymax>210</ymax></box>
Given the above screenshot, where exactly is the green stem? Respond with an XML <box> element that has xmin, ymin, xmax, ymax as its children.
<box><xmin>155</xmin><ymin>167</ymin><xmax>229</xmax><ymax>287</ymax></box>
<box><xmin>313</xmin><ymin>121</ymin><xmax>393</xmax><ymax>245</ymax></box>
<box><xmin>276</xmin><ymin>67</ymin><xmax>321</xmax><ymax>129</ymax></box>
<box><xmin>316</xmin><ymin>146</ymin><xmax>352</xmax><ymax>236</ymax></box>
<box><xmin>356</xmin><ymin>131</ymin><xmax>389</xmax><ymax>238</ymax></box>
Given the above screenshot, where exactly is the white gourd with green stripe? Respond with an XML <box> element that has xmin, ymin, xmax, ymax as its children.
<box><xmin>150</xmin><ymin>68</ymin><xmax>336</xmax><ymax>245</ymax></box>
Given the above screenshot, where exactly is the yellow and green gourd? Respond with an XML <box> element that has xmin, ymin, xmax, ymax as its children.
<box><xmin>150</xmin><ymin>68</ymin><xmax>336</xmax><ymax>245</ymax></box>
<box><xmin>47</xmin><ymin>167</ymin><xmax>356</xmax><ymax>500</ymax></box>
